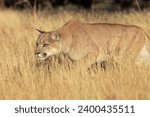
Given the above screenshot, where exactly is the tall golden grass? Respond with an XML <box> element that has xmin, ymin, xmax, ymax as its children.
<box><xmin>0</xmin><ymin>9</ymin><xmax>150</xmax><ymax>100</ymax></box>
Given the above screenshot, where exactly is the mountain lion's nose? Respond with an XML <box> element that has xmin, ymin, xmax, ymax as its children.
<box><xmin>35</xmin><ymin>51</ymin><xmax>40</xmax><ymax>55</ymax></box>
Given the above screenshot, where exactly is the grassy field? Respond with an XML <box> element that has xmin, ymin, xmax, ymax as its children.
<box><xmin>0</xmin><ymin>9</ymin><xmax>150</xmax><ymax>100</ymax></box>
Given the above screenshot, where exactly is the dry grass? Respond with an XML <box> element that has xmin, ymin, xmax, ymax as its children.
<box><xmin>0</xmin><ymin>9</ymin><xmax>150</xmax><ymax>100</ymax></box>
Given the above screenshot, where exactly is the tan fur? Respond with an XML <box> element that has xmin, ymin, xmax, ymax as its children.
<box><xmin>35</xmin><ymin>18</ymin><xmax>150</xmax><ymax>66</ymax></box>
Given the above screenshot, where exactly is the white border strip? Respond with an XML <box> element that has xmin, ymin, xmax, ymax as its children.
<box><xmin>0</xmin><ymin>100</ymin><xmax>149</xmax><ymax>117</ymax></box>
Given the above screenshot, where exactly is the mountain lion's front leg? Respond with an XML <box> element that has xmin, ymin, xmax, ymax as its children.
<box><xmin>77</xmin><ymin>50</ymin><xmax>99</xmax><ymax>69</ymax></box>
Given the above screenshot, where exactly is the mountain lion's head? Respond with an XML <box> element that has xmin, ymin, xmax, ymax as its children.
<box><xmin>35</xmin><ymin>29</ymin><xmax>62</xmax><ymax>60</ymax></box>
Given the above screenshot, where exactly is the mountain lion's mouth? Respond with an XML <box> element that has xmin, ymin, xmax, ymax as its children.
<box><xmin>36</xmin><ymin>54</ymin><xmax>48</xmax><ymax>60</ymax></box>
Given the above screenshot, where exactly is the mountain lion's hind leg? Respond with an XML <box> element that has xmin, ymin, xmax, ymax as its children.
<box><xmin>135</xmin><ymin>45</ymin><xmax>150</xmax><ymax>64</ymax></box>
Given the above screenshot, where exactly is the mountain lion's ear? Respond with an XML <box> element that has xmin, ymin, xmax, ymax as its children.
<box><xmin>36</xmin><ymin>29</ymin><xmax>45</xmax><ymax>34</ymax></box>
<box><xmin>50</xmin><ymin>31</ymin><xmax>61</xmax><ymax>41</ymax></box>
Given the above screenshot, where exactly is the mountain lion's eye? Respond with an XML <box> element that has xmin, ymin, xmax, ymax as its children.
<box><xmin>36</xmin><ymin>42</ymin><xmax>38</xmax><ymax>46</ymax></box>
<box><xmin>43</xmin><ymin>44</ymin><xmax>49</xmax><ymax>47</ymax></box>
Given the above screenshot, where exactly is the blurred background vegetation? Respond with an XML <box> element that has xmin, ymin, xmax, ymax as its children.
<box><xmin>0</xmin><ymin>0</ymin><xmax>150</xmax><ymax>12</ymax></box>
